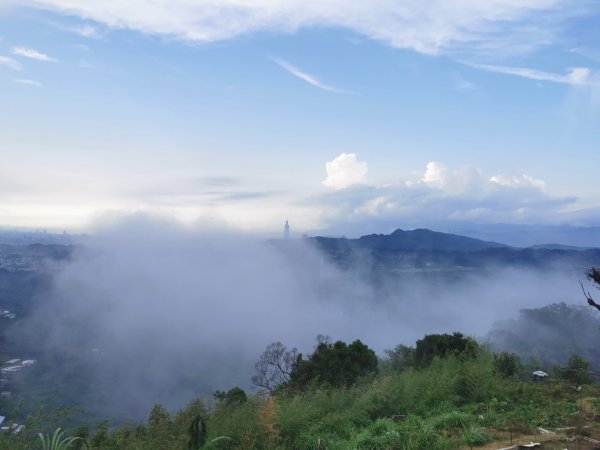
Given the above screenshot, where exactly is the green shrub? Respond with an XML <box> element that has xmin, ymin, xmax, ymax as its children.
<box><xmin>461</xmin><ymin>425</ymin><xmax>491</xmax><ymax>446</ymax></box>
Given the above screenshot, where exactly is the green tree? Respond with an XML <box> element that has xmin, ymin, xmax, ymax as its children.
<box><xmin>148</xmin><ymin>403</ymin><xmax>172</xmax><ymax>447</ymax></box>
<box><xmin>90</xmin><ymin>419</ymin><xmax>109</xmax><ymax>448</ymax></box>
<box><xmin>383</xmin><ymin>344</ymin><xmax>415</xmax><ymax>372</ymax></box>
<box><xmin>213</xmin><ymin>387</ymin><xmax>248</xmax><ymax>406</ymax></box>
<box><xmin>289</xmin><ymin>338</ymin><xmax>378</xmax><ymax>389</ymax></box>
<box><xmin>187</xmin><ymin>415</ymin><xmax>207</xmax><ymax>450</ymax></box>
<box><xmin>148</xmin><ymin>403</ymin><xmax>170</xmax><ymax>427</ymax></box>
<box><xmin>414</xmin><ymin>332</ymin><xmax>478</xmax><ymax>368</ymax></box>
<box><xmin>493</xmin><ymin>351</ymin><xmax>520</xmax><ymax>378</ymax></box>
<box><xmin>562</xmin><ymin>353</ymin><xmax>594</xmax><ymax>385</ymax></box>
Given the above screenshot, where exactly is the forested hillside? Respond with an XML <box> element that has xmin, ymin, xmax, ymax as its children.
<box><xmin>2</xmin><ymin>332</ymin><xmax>599</xmax><ymax>449</ymax></box>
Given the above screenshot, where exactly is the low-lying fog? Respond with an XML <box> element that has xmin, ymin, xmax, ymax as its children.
<box><xmin>18</xmin><ymin>217</ymin><xmax>587</xmax><ymax>421</ymax></box>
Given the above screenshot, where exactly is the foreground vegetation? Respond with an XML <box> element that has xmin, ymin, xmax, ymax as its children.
<box><xmin>0</xmin><ymin>333</ymin><xmax>598</xmax><ymax>450</ymax></box>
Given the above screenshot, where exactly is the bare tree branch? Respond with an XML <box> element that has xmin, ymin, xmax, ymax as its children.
<box><xmin>251</xmin><ymin>342</ymin><xmax>297</xmax><ymax>392</ymax></box>
<box><xmin>581</xmin><ymin>281</ymin><xmax>600</xmax><ymax>312</ymax></box>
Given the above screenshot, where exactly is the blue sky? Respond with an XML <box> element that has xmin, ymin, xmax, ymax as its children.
<box><xmin>0</xmin><ymin>1</ymin><xmax>599</xmax><ymax>235</ymax></box>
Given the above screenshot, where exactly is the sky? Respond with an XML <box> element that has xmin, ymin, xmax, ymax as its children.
<box><xmin>1</xmin><ymin>0</ymin><xmax>599</xmax><ymax>235</ymax></box>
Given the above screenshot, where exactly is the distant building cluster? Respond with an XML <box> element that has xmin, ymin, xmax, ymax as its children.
<box><xmin>0</xmin><ymin>244</ymin><xmax>69</xmax><ymax>273</ymax></box>
<box><xmin>0</xmin><ymin>358</ymin><xmax>37</xmax><ymax>405</ymax></box>
<box><xmin>0</xmin><ymin>358</ymin><xmax>37</xmax><ymax>376</ymax></box>
<box><xmin>0</xmin><ymin>229</ymin><xmax>76</xmax><ymax>246</ymax></box>
<box><xmin>0</xmin><ymin>417</ymin><xmax>24</xmax><ymax>435</ymax></box>
<box><xmin>0</xmin><ymin>310</ymin><xmax>15</xmax><ymax>320</ymax></box>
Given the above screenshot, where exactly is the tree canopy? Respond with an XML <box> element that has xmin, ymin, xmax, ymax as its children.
<box><xmin>414</xmin><ymin>332</ymin><xmax>478</xmax><ymax>368</ymax></box>
<box><xmin>252</xmin><ymin>337</ymin><xmax>378</xmax><ymax>392</ymax></box>
<box><xmin>289</xmin><ymin>338</ymin><xmax>378</xmax><ymax>390</ymax></box>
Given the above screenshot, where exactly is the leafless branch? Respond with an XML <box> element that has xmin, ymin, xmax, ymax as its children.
<box><xmin>251</xmin><ymin>342</ymin><xmax>297</xmax><ymax>392</ymax></box>
<box><xmin>581</xmin><ymin>281</ymin><xmax>600</xmax><ymax>312</ymax></box>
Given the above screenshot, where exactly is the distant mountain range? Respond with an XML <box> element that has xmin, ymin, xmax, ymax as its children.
<box><xmin>315</xmin><ymin>223</ymin><xmax>600</xmax><ymax>248</ymax></box>
<box><xmin>354</xmin><ymin>228</ymin><xmax>507</xmax><ymax>252</ymax></box>
<box><xmin>453</xmin><ymin>223</ymin><xmax>600</xmax><ymax>248</ymax></box>
<box><xmin>306</xmin><ymin>228</ymin><xmax>600</xmax><ymax>274</ymax></box>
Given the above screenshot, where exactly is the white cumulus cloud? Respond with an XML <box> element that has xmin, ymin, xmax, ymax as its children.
<box><xmin>322</xmin><ymin>153</ymin><xmax>368</xmax><ymax>190</ymax></box>
<box><xmin>490</xmin><ymin>173</ymin><xmax>546</xmax><ymax>190</ymax></box>
<box><xmin>312</xmin><ymin>161</ymin><xmax>561</xmax><ymax>234</ymax></box>
<box><xmin>417</xmin><ymin>161</ymin><xmax>486</xmax><ymax>194</ymax></box>
<box><xmin>420</xmin><ymin>161</ymin><xmax>450</xmax><ymax>189</ymax></box>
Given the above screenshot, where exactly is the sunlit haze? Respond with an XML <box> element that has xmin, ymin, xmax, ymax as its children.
<box><xmin>1</xmin><ymin>1</ymin><xmax>599</xmax><ymax>235</ymax></box>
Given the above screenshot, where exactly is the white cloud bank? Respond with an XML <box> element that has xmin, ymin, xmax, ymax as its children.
<box><xmin>12</xmin><ymin>0</ymin><xmax>587</xmax><ymax>55</ymax></box>
<box><xmin>313</xmin><ymin>159</ymin><xmax>577</xmax><ymax>233</ymax></box>
<box><xmin>322</xmin><ymin>153</ymin><xmax>368</xmax><ymax>189</ymax></box>
<box><xmin>490</xmin><ymin>173</ymin><xmax>546</xmax><ymax>190</ymax></box>
<box><xmin>418</xmin><ymin>161</ymin><xmax>546</xmax><ymax>192</ymax></box>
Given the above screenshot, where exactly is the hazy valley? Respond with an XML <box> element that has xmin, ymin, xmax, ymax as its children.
<box><xmin>1</xmin><ymin>222</ymin><xmax>599</xmax><ymax>430</ymax></box>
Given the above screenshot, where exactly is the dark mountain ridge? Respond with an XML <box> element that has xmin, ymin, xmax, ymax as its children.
<box><xmin>307</xmin><ymin>228</ymin><xmax>600</xmax><ymax>274</ymax></box>
<box><xmin>357</xmin><ymin>228</ymin><xmax>508</xmax><ymax>252</ymax></box>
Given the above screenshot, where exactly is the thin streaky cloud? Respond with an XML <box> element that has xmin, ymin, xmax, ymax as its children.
<box><xmin>468</xmin><ymin>63</ymin><xmax>594</xmax><ymax>86</ymax></box>
<box><xmin>271</xmin><ymin>56</ymin><xmax>354</xmax><ymax>94</ymax></box>
<box><xmin>0</xmin><ymin>56</ymin><xmax>21</xmax><ymax>70</ymax></box>
<box><xmin>14</xmin><ymin>78</ymin><xmax>41</xmax><ymax>87</ymax></box>
<box><xmin>12</xmin><ymin>46</ymin><xmax>57</xmax><ymax>62</ymax></box>
<box><xmin>569</xmin><ymin>47</ymin><xmax>600</xmax><ymax>63</ymax></box>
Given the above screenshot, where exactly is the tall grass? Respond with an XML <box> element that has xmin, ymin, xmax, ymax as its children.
<box><xmin>0</xmin><ymin>346</ymin><xmax>596</xmax><ymax>450</ymax></box>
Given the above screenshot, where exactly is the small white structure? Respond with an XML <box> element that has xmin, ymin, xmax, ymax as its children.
<box><xmin>4</xmin><ymin>359</ymin><xmax>19</xmax><ymax>365</ymax></box>
<box><xmin>21</xmin><ymin>360</ymin><xmax>35</xmax><ymax>366</ymax></box>
<box><xmin>532</xmin><ymin>370</ymin><xmax>549</xmax><ymax>381</ymax></box>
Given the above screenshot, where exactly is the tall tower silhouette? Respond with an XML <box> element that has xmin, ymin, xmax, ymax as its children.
<box><xmin>284</xmin><ymin>220</ymin><xmax>290</xmax><ymax>239</ymax></box>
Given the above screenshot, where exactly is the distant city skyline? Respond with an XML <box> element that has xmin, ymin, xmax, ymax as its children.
<box><xmin>1</xmin><ymin>1</ymin><xmax>599</xmax><ymax>235</ymax></box>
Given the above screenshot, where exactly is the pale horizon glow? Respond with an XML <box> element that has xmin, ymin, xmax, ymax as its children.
<box><xmin>0</xmin><ymin>1</ymin><xmax>599</xmax><ymax>234</ymax></box>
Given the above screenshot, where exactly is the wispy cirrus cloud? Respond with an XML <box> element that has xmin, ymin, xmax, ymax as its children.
<box><xmin>14</xmin><ymin>78</ymin><xmax>41</xmax><ymax>87</ymax></box>
<box><xmin>10</xmin><ymin>0</ymin><xmax>593</xmax><ymax>56</ymax></box>
<box><xmin>12</xmin><ymin>46</ymin><xmax>56</xmax><ymax>62</ymax></box>
<box><xmin>468</xmin><ymin>63</ymin><xmax>594</xmax><ymax>85</ymax></box>
<box><xmin>271</xmin><ymin>56</ymin><xmax>353</xmax><ymax>94</ymax></box>
<box><xmin>0</xmin><ymin>55</ymin><xmax>21</xmax><ymax>70</ymax></box>
<box><xmin>71</xmin><ymin>24</ymin><xmax>99</xmax><ymax>38</ymax></box>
